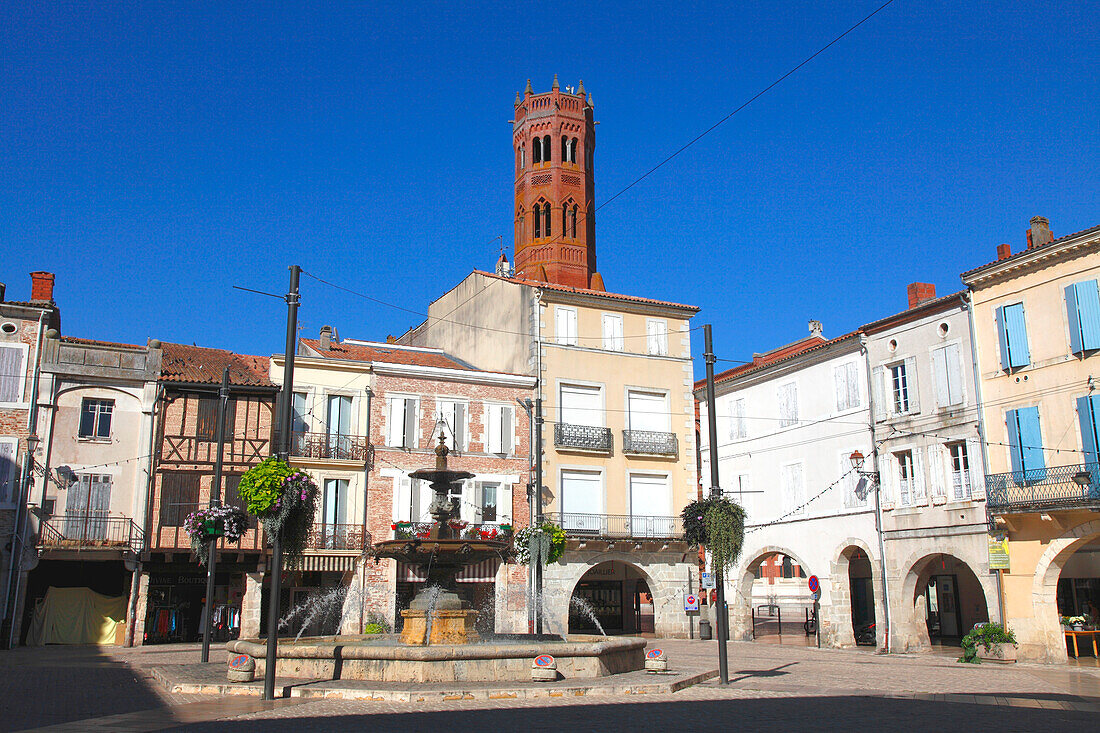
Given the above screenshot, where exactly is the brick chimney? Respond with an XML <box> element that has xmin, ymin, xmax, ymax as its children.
<box><xmin>319</xmin><ymin>325</ymin><xmax>333</xmax><ymax>350</ymax></box>
<box><xmin>997</xmin><ymin>243</ymin><xmax>1012</xmax><ymax>260</ymax></box>
<box><xmin>0</xmin><ymin>282</ymin><xmax>6</xmax><ymax>302</ymax></box>
<box><xmin>30</xmin><ymin>272</ymin><xmax>55</xmax><ymax>302</ymax></box>
<box><xmin>1026</xmin><ymin>216</ymin><xmax>1053</xmax><ymax>249</ymax></box>
<box><xmin>907</xmin><ymin>282</ymin><xmax>937</xmax><ymax>309</ymax></box>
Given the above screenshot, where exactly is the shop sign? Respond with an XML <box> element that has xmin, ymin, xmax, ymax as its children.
<box><xmin>988</xmin><ymin>536</ymin><xmax>1010</xmax><ymax>571</ymax></box>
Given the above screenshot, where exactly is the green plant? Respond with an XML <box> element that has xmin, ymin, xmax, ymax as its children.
<box><xmin>236</xmin><ymin>459</ymin><xmax>319</xmax><ymax>562</ymax></box>
<box><xmin>365</xmin><ymin>612</ymin><xmax>391</xmax><ymax>634</ymax></box>
<box><xmin>363</xmin><ymin>623</ymin><xmax>386</xmax><ymax>635</ymax></box>
<box><xmin>681</xmin><ymin>496</ymin><xmax>746</xmax><ymax>573</ymax></box>
<box><xmin>1062</xmin><ymin>615</ymin><xmax>1087</xmax><ymax>626</ymax></box>
<box><xmin>514</xmin><ymin>521</ymin><xmax>566</xmax><ymax>566</ymax></box>
<box><xmin>958</xmin><ymin>622</ymin><xmax>1017</xmax><ymax>664</ymax></box>
<box><xmin>236</xmin><ymin>456</ymin><xmax>293</xmax><ymax>515</ymax></box>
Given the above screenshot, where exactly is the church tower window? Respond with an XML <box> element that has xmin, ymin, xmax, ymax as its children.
<box><xmin>532</xmin><ymin>137</ymin><xmax>542</xmax><ymax>164</ymax></box>
<box><xmin>543</xmin><ymin>135</ymin><xmax>551</xmax><ymax>162</ymax></box>
<box><xmin>543</xmin><ymin>202</ymin><xmax>552</xmax><ymax>237</ymax></box>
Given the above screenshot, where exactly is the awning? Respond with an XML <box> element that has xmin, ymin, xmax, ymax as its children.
<box><xmin>398</xmin><ymin>558</ymin><xmax>500</xmax><ymax>583</ymax></box>
<box><xmin>291</xmin><ymin>554</ymin><xmax>358</xmax><ymax>573</ymax></box>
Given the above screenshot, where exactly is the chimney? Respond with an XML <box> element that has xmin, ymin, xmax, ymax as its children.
<box><xmin>0</xmin><ymin>282</ymin><xmax>6</xmax><ymax>302</ymax></box>
<box><xmin>808</xmin><ymin>320</ymin><xmax>823</xmax><ymax>338</ymax></box>
<box><xmin>319</xmin><ymin>325</ymin><xmax>333</xmax><ymax>350</ymax></box>
<box><xmin>30</xmin><ymin>272</ymin><xmax>55</xmax><ymax>302</ymax></box>
<box><xmin>907</xmin><ymin>282</ymin><xmax>937</xmax><ymax>309</ymax></box>
<box><xmin>997</xmin><ymin>243</ymin><xmax>1012</xmax><ymax>260</ymax></box>
<box><xmin>1026</xmin><ymin>216</ymin><xmax>1053</xmax><ymax>249</ymax></box>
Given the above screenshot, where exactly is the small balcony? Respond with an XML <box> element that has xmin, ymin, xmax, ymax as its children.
<box><xmin>622</xmin><ymin>430</ymin><xmax>679</xmax><ymax>456</ymax></box>
<box><xmin>554</xmin><ymin>423</ymin><xmax>613</xmax><ymax>453</ymax></box>
<box><xmin>985</xmin><ymin>463</ymin><xmax>1100</xmax><ymax>514</ymax></box>
<box><xmin>556</xmin><ymin>512</ymin><xmax>683</xmax><ymax>541</ymax></box>
<box><xmin>288</xmin><ymin>431</ymin><xmax>373</xmax><ymax>463</ymax></box>
<box><xmin>37</xmin><ymin>515</ymin><xmax>145</xmax><ymax>553</ymax></box>
<box><xmin>306</xmin><ymin>523</ymin><xmax>370</xmax><ymax>551</ymax></box>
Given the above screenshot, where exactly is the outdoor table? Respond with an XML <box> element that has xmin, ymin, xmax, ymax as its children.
<box><xmin>1064</xmin><ymin>629</ymin><xmax>1100</xmax><ymax>658</ymax></box>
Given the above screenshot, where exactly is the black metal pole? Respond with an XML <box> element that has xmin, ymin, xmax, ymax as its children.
<box><xmin>704</xmin><ymin>324</ymin><xmax>729</xmax><ymax>685</ymax></box>
<box><xmin>264</xmin><ymin>264</ymin><xmax>300</xmax><ymax>701</ymax></box>
<box><xmin>534</xmin><ymin>396</ymin><xmax>544</xmax><ymax>635</ymax></box>
<box><xmin>201</xmin><ymin>367</ymin><xmax>231</xmax><ymax>663</ymax></box>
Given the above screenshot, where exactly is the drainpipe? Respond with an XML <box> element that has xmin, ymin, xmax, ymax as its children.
<box><xmin>861</xmin><ymin>333</ymin><xmax>891</xmax><ymax>653</ymax></box>
<box><xmin>965</xmin><ymin>293</ymin><xmax>1004</xmax><ymax>626</ymax></box>
<box><xmin>131</xmin><ymin>382</ymin><xmax>164</xmax><ymax>648</ymax></box>
<box><xmin>359</xmin><ymin>386</ymin><xmax>373</xmax><ymax>633</ymax></box>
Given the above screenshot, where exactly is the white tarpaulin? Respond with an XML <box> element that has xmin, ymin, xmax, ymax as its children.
<box><xmin>27</xmin><ymin>586</ymin><xmax>126</xmax><ymax>646</ymax></box>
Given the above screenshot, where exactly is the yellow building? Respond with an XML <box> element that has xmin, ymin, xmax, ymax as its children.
<box><xmin>962</xmin><ymin>217</ymin><xmax>1100</xmax><ymax>662</ymax></box>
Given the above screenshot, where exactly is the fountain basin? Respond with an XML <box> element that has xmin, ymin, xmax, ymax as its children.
<box><xmin>226</xmin><ymin>634</ymin><xmax>646</xmax><ymax>683</ymax></box>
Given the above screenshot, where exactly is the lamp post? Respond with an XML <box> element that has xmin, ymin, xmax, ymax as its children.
<box><xmin>849</xmin><ymin>449</ymin><xmax>891</xmax><ymax>653</ymax></box>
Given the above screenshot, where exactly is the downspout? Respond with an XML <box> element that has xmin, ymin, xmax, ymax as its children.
<box><xmin>861</xmin><ymin>333</ymin><xmax>892</xmax><ymax>653</ymax></box>
<box><xmin>965</xmin><ymin>292</ymin><xmax>1003</xmax><ymax>625</ymax></box>
<box><xmin>129</xmin><ymin>381</ymin><xmax>163</xmax><ymax>647</ymax></box>
<box><xmin>359</xmin><ymin>386</ymin><xmax>373</xmax><ymax>633</ymax></box>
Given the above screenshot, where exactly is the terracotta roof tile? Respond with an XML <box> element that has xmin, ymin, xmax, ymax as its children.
<box><xmin>695</xmin><ymin>332</ymin><xmax>860</xmax><ymax>390</ymax></box>
<box><xmin>472</xmin><ymin>270</ymin><xmax>699</xmax><ymax>311</ymax></box>
<box><xmin>300</xmin><ymin>339</ymin><xmax>477</xmax><ymax>371</ymax></box>
<box><xmin>160</xmin><ymin>342</ymin><xmax>274</xmax><ymax>387</ymax></box>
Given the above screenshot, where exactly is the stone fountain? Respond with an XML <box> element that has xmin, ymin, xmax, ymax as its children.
<box><xmin>371</xmin><ymin>433</ymin><xmax>510</xmax><ymax>645</ymax></box>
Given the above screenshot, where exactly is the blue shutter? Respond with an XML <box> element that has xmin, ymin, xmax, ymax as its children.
<box><xmin>1016</xmin><ymin>406</ymin><xmax>1045</xmax><ymax>479</ymax></box>
<box><xmin>1074</xmin><ymin>281</ymin><xmax>1100</xmax><ymax>351</ymax></box>
<box><xmin>1002</xmin><ymin>303</ymin><xmax>1031</xmax><ymax>368</ymax></box>
<box><xmin>1078</xmin><ymin>396</ymin><xmax>1099</xmax><ymax>467</ymax></box>
<box><xmin>1067</xmin><ymin>284</ymin><xmax>1084</xmax><ymax>354</ymax></box>
<box><xmin>1006</xmin><ymin>409</ymin><xmax>1023</xmax><ymax>482</ymax></box>
<box><xmin>996</xmin><ymin>307</ymin><xmax>1011</xmax><ymax>370</ymax></box>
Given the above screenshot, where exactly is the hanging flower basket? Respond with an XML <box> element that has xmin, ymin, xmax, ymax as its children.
<box><xmin>681</xmin><ymin>496</ymin><xmax>745</xmax><ymax>574</ymax></box>
<box><xmin>236</xmin><ymin>456</ymin><xmax>319</xmax><ymax>562</ymax></box>
<box><xmin>184</xmin><ymin>504</ymin><xmax>249</xmax><ymax>565</ymax></box>
<box><xmin>514</xmin><ymin>521</ymin><xmax>566</xmax><ymax>566</ymax></box>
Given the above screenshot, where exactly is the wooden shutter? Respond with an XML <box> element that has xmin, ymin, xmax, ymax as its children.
<box><xmin>0</xmin><ymin>346</ymin><xmax>23</xmax><ymax>403</ymax></box>
<box><xmin>945</xmin><ymin>343</ymin><xmax>964</xmax><ymax>405</ymax></box>
<box><xmin>501</xmin><ymin>405</ymin><xmax>513</xmax><ymax>454</ymax></box>
<box><xmin>932</xmin><ymin>347</ymin><xmax>950</xmax><ymax>408</ymax></box>
<box><xmin>966</xmin><ymin>437</ymin><xmax>984</xmax><ymax>499</ymax></box>
<box><xmin>1003</xmin><ymin>303</ymin><xmax>1031</xmax><ymax>367</ymax></box>
<box><xmin>403</xmin><ymin>398</ymin><xmax>417</xmax><ymax>449</ymax></box>
<box><xmin>871</xmin><ymin>366</ymin><xmax>886</xmax><ymax>422</ymax></box>
<box><xmin>912</xmin><ymin>448</ymin><xmax>926</xmax><ymax>501</ymax></box>
<box><xmin>1077</xmin><ymin>396</ymin><xmax>1099</xmax><ymax>466</ymax></box>
<box><xmin>929</xmin><ymin>444</ymin><xmax>947</xmax><ymax>498</ymax></box>
<box><xmin>453</xmin><ymin>402</ymin><xmax>466</xmax><ymax>450</ymax></box>
<box><xmin>904</xmin><ymin>357</ymin><xmax>919</xmax><ymax>413</ymax></box>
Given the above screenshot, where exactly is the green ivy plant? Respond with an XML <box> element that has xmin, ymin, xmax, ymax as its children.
<box><xmin>958</xmin><ymin>622</ymin><xmax>1017</xmax><ymax>664</ymax></box>
<box><xmin>236</xmin><ymin>457</ymin><xmax>319</xmax><ymax>562</ymax></box>
<box><xmin>681</xmin><ymin>496</ymin><xmax>746</xmax><ymax>573</ymax></box>
<box><xmin>236</xmin><ymin>456</ymin><xmax>293</xmax><ymax>516</ymax></box>
<box><xmin>514</xmin><ymin>521</ymin><xmax>566</xmax><ymax>566</ymax></box>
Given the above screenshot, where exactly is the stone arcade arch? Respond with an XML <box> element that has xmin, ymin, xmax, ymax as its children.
<box><xmin>1029</xmin><ymin>519</ymin><xmax>1100</xmax><ymax>663</ymax></box>
<box><xmin>731</xmin><ymin>546</ymin><xmax>815</xmax><ymax>643</ymax></box>
<box><xmin>827</xmin><ymin>539</ymin><xmax>884</xmax><ymax>649</ymax></box>
<box><xmin>896</xmin><ymin>551</ymin><xmax>994</xmax><ymax>652</ymax></box>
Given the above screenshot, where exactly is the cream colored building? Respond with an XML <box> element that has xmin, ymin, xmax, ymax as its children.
<box><xmin>962</xmin><ymin>217</ymin><xmax>1100</xmax><ymax>662</ymax></box>
<box><xmin>403</xmin><ymin>269</ymin><xmax>699</xmax><ymax>637</ymax></box>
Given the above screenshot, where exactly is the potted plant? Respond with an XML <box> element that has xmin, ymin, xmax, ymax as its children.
<box><xmin>959</xmin><ymin>622</ymin><xmax>1018</xmax><ymax>664</ymax></box>
<box><xmin>514</xmin><ymin>521</ymin><xmax>566</xmax><ymax>566</ymax></box>
<box><xmin>184</xmin><ymin>504</ymin><xmax>249</xmax><ymax>565</ymax></box>
<box><xmin>681</xmin><ymin>496</ymin><xmax>746</xmax><ymax>576</ymax></box>
<box><xmin>236</xmin><ymin>456</ymin><xmax>320</xmax><ymax>562</ymax></box>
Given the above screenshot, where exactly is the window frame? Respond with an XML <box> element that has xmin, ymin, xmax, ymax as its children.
<box><xmin>646</xmin><ymin>318</ymin><xmax>669</xmax><ymax>356</ymax></box>
<box><xmin>386</xmin><ymin>393</ymin><xmax>420</xmax><ymax>449</ymax></box>
<box><xmin>601</xmin><ymin>313</ymin><xmax>624</xmax><ymax>351</ymax></box>
<box><xmin>777</xmin><ymin>382</ymin><xmax>799</xmax><ymax>428</ymax></box>
<box><xmin>78</xmin><ymin>397</ymin><xmax>115</xmax><ymax>440</ymax></box>
<box><xmin>0</xmin><ymin>342</ymin><xmax>29</xmax><ymax>407</ymax></box>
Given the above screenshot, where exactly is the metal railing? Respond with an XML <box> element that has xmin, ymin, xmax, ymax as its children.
<box><xmin>306</xmin><ymin>523</ymin><xmax>370</xmax><ymax>550</ymax></box>
<box><xmin>37</xmin><ymin>514</ymin><xmax>145</xmax><ymax>552</ymax></box>
<box><xmin>985</xmin><ymin>463</ymin><xmax>1100</xmax><ymax>513</ymax></box>
<box><xmin>554</xmin><ymin>423</ymin><xmax>613</xmax><ymax>452</ymax></box>
<box><xmin>556</xmin><ymin>512</ymin><xmax>682</xmax><ymax>540</ymax></box>
<box><xmin>622</xmin><ymin>429</ymin><xmax>678</xmax><ymax>456</ymax></box>
<box><xmin>389</xmin><ymin>521</ymin><xmax>513</xmax><ymax>541</ymax></box>
<box><xmin>288</xmin><ymin>430</ymin><xmax>372</xmax><ymax>462</ymax></box>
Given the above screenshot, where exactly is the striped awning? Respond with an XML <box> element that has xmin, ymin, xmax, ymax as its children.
<box><xmin>291</xmin><ymin>554</ymin><xmax>358</xmax><ymax>573</ymax></box>
<box><xmin>398</xmin><ymin>558</ymin><xmax>500</xmax><ymax>583</ymax></box>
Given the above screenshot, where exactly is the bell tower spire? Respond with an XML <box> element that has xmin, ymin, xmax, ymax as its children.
<box><xmin>511</xmin><ymin>78</ymin><xmax>597</xmax><ymax>289</ymax></box>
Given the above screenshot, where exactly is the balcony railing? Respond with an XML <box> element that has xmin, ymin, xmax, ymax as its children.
<box><xmin>622</xmin><ymin>430</ymin><xmax>678</xmax><ymax>456</ymax></box>
<box><xmin>288</xmin><ymin>431</ymin><xmax>373</xmax><ymax>462</ymax></box>
<box><xmin>555</xmin><ymin>423</ymin><xmax>613</xmax><ymax>452</ymax></box>
<box><xmin>985</xmin><ymin>463</ymin><xmax>1100</xmax><ymax>513</ymax></box>
<box><xmin>556</xmin><ymin>512</ymin><xmax>683</xmax><ymax>540</ymax></box>
<box><xmin>390</xmin><ymin>521</ymin><xmax>513</xmax><ymax>542</ymax></box>
<box><xmin>37</xmin><ymin>514</ymin><xmax>145</xmax><ymax>552</ymax></box>
<box><xmin>306</xmin><ymin>523</ymin><xmax>370</xmax><ymax>550</ymax></box>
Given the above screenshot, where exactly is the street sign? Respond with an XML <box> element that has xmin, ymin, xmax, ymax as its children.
<box><xmin>808</xmin><ymin>575</ymin><xmax>820</xmax><ymax>594</ymax></box>
<box><xmin>810</xmin><ymin>590</ymin><xmax>820</xmax><ymax>601</ymax></box>
<box><xmin>988</xmin><ymin>535</ymin><xmax>1010</xmax><ymax>571</ymax></box>
<box><xmin>534</xmin><ymin>655</ymin><xmax>555</xmax><ymax>668</ymax></box>
<box><xmin>701</xmin><ymin>572</ymin><xmax>715</xmax><ymax>589</ymax></box>
<box><xmin>647</xmin><ymin>648</ymin><xmax>665</xmax><ymax>659</ymax></box>
<box><xmin>684</xmin><ymin>593</ymin><xmax>699</xmax><ymax>612</ymax></box>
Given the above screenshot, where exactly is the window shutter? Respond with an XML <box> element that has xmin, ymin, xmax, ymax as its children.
<box><xmin>0</xmin><ymin>441</ymin><xmax>14</xmax><ymax>503</ymax></box>
<box><xmin>487</xmin><ymin>404</ymin><xmax>502</xmax><ymax>453</ymax></box>
<box><xmin>1077</xmin><ymin>396</ymin><xmax>1099</xmax><ymax>467</ymax></box>
<box><xmin>499</xmin><ymin>482</ymin><xmax>513</xmax><ymax>524</ymax></box>
<box><xmin>903</xmin><ymin>357</ymin><xmax>919</xmax><ymax>413</ymax></box>
<box><xmin>1017</xmin><ymin>406</ymin><xmax>1045</xmax><ymax>475</ymax></box>
<box><xmin>1005</xmin><ymin>410</ymin><xmax>1024</xmax><ymax>480</ymax></box>
<box><xmin>966</xmin><ymin>437</ymin><xmax>984</xmax><ymax>499</ymax></box>
<box><xmin>878</xmin><ymin>453</ymin><xmax>895</xmax><ymax>505</ymax></box>
<box><xmin>403</xmin><ymin>398</ymin><xmax>417</xmax><ymax>449</ymax></box>
<box><xmin>392</xmin><ymin>475</ymin><xmax>411</xmax><ymax>522</ymax></box>
<box><xmin>1074</xmin><ymin>281</ymin><xmax>1100</xmax><ymax>351</ymax></box>
<box><xmin>416</xmin><ymin>479</ymin><xmax>434</xmax><ymax>522</ymax></box>
<box><xmin>871</xmin><ymin>366</ymin><xmax>886</xmax><ymax>422</ymax></box>
<box><xmin>996</xmin><ymin>307</ymin><xmax>1011</xmax><ymax>370</ymax></box>
<box><xmin>929</xmin><ymin>444</ymin><xmax>946</xmax><ymax>498</ymax></box>
<box><xmin>463</xmin><ymin>480</ymin><xmax>477</xmax><ymax>523</ymax></box>
<box><xmin>945</xmin><ymin>343</ymin><xmax>964</xmax><ymax>405</ymax></box>
<box><xmin>1067</xmin><ymin>284</ymin><xmax>1084</xmax><ymax>354</ymax></box>
<box><xmin>847</xmin><ymin>363</ymin><xmax>860</xmax><ymax>407</ymax></box>
<box><xmin>454</xmin><ymin>402</ymin><xmax>466</xmax><ymax>450</ymax></box>
<box><xmin>834</xmin><ymin>365</ymin><xmax>846</xmax><ymax>412</ymax></box>
<box><xmin>1003</xmin><ymin>303</ymin><xmax>1031</xmax><ymax>367</ymax></box>
<box><xmin>556</xmin><ymin>308</ymin><xmax>568</xmax><ymax>345</ymax></box>
<box><xmin>501</xmin><ymin>405</ymin><xmax>514</xmax><ymax>454</ymax></box>
<box><xmin>912</xmin><ymin>448</ymin><xmax>926</xmax><ymax>501</ymax></box>
<box><xmin>0</xmin><ymin>346</ymin><xmax>22</xmax><ymax>403</ymax></box>
<box><xmin>387</xmin><ymin>398</ymin><xmax>403</xmax><ymax>447</ymax></box>
<box><xmin>932</xmin><ymin>347</ymin><xmax>950</xmax><ymax>408</ymax></box>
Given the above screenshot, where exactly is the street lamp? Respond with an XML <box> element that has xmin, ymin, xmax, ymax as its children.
<box><xmin>849</xmin><ymin>450</ymin><xmax>879</xmax><ymax>502</ymax></box>
<box><xmin>848</xmin><ymin>448</ymin><xmax>891</xmax><ymax>652</ymax></box>
<box><xmin>1072</xmin><ymin>470</ymin><xmax>1091</xmax><ymax>488</ymax></box>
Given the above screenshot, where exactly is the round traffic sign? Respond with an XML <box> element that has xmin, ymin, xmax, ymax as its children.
<box><xmin>647</xmin><ymin>648</ymin><xmax>664</xmax><ymax>659</ymax></box>
<box><xmin>808</xmin><ymin>575</ymin><xmax>820</xmax><ymax>594</ymax></box>
<box><xmin>686</xmin><ymin>594</ymin><xmax>697</xmax><ymax>604</ymax></box>
<box><xmin>534</xmin><ymin>655</ymin><xmax>555</xmax><ymax>667</ymax></box>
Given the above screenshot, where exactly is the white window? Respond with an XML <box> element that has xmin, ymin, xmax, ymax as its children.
<box><xmin>322</xmin><ymin>478</ymin><xmax>349</xmax><ymax>526</ymax></box>
<box><xmin>485</xmin><ymin>403</ymin><xmax>515</xmax><ymax>455</ymax></box>
<box><xmin>0</xmin><ymin>344</ymin><xmax>27</xmax><ymax>405</ymax></box>
<box><xmin>781</xmin><ymin>462</ymin><xmax>804</xmax><ymax>515</ymax></box>
<box><xmin>559</xmin><ymin>383</ymin><xmax>603</xmax><ymax>427</ymax></box>
<box><xmin>560</xmin><ymin>468</ymin><xmax>603</xmax><ymax>531</ymax></box>
<box><xmin>948</xmin><ymin>442</ymin><xmax>970</xmax><ymax>500</ymax></box>
<box><xmin>728</xmin><ymin>398</ymin><xmax>747</xmax><ymax>440</ymax></box>
<box><xmin>438</xmin><ymin>399</ymin><xmax>468</xmax><ymax>451</ymax></box>
<box><xmin>291</xmin><ymin>392</ymin><xmax>310</xmax><ymax>434</ymax></box>
<box><xmin>778</xmin><ymin>382</ymin><xmax>798</xmax><ymax>427</ymax></box>
<box><xmin>601</xmin><ymin>314</ymin><xmax>624</xmax><ymax>351</ymax></box>
<box><xmin>886</xmin><ymin>358</ymin><xmax>919</xmax><ymax>415</ymax></box>
<box><xmin>386</xmin><ymin>395</ymin><xmax>419</xmax><ymax>449</ymax></box>
<box><xmin>629</xmin><ymin>473</ymin><xmax>673</xmax><ymax>537</ymax></box>
<box><xmin>932</xmin><ymin>343</ymin><xmax>965</xmax><ymax>407</ymax></box>
<box><xmin>834</xmin><ymin>362</ymin><xmax>860</xmax><ymax>411</ymax></box>
<box><xmin>646</xmin><ymin>319</ymin><xmax>668</xmax><ymax>356</ymax></box>
<box><xmin>896</xmin><ymin>450</ymin><xmax>915</xmax><ymax>506</ymax></box>
<box><xmin>0</xmin><ymin>438</ymin><xmax>19</xmax><ymax>505</ymax></box>
<box><xmin>627</xmin><ymin>390</ymin><xmax>669</xmax><ymax>433</ymax></box>
<box><xmin>555</xmin><ymin>306</ymin><xmax>578</xmax><ymax>346</ymax></box>
<box><xmin>78</xmin><ymin>398</ymin><xmax>114</xmax><ymax>439</ymax></box>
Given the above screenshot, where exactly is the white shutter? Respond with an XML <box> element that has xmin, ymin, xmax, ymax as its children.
<box><xmin>462</xmin><ymin>480</ymin><xmax>477</xmax><ymax>523</ymax></box>
<box><xmin>0</xmin><ymin>441</ymin><xmax>14</xmax><ymax>503</ymax></box>
<box><xmin>872</xmin><ymin>366</ymin><xmax>886</xmax><ymax>421</ymax></box>
<box><xmin>416</xmin><ymin>479</ymin><xmax>434</xmax><ymax>522</ymax></box>
<box><xmin>404</xmin><ymin>398</ymin><xmax>418</xmax><ymax>448</ymax></box>
<box><xmin>879</xmin><ymin>453</ymin><xmax>895</xmax><ymax>505</ymax></box>
<box><xmin>560</xmin><ymin>470</ymin><xmax>603</xmax><ymax>528</ymax></box>
<box><xmin>387</xmin><ymin>398</ymin><xmax>404</xmax><ymax>447</ymax></box>
<box><xmin>628</xmin><ymin>391</ymin><xmax>667</xmax><ymax>432</ymax></box>
<box><xmin>912</xmin><ymin>448</ymin><xmax>926</xmax><ymax>501</ymax></box>
<box><xmin>453</xmin><ymin>401</ymin><xmax>466</xmax><ymax>450</ymax></box>
<box><xmin>945</xmin><ymin>343</ymin><xmax>964</xmax><ymax>406</ymax></box>
<box><xmin>930</xmin><ymin>444</ymin><xmax>947</xmax><ymax>498</ymax></box>
<box><xmin>486</xmin><ymin>404</ymin><xmax>502</xmax><ymax>453</ymax></box>
<box><xmin>602</xmin><ymin>314</ymin><xmax>623</xmax><ymax>351</ymax></box>
<box><xmin>560</xmin><ymin>385</ymin><xmax>601</xmax><ymax>426</ymax></box>
<box><xmin>501</xmin><ymin>405</ymin><xmax>514</xmax><ymax>455</ymax></box>
<box><xmin>0</xmin><ymin>346</ymin><xmax>23</xmax><ymax>403</ymax></box>
<box><xmin>393</xmin><ymin>474</ymin><xmax>412</xmax><ymax>522</ymax></box>
<box><xmin>783</xmin><ymin>463</ymin><xmax>804</xmax><ymax>514</ymax></box>
<box><xmin>629</xmin><ymin>474</ymin><xmax>670</xmax><ymax>517</ymax></box>
<box><xmin>646</xmin><ymin>319</ymin><xmax>667</xmax><ymax>356</ymax></box>
<box><xmin>932</xmin><ymin>347</ymin><xmax>950</xmax><ymax>408</ymax></box>
<box><xmin>834</xmin><ymin>365</ymin><xmax>847</xmax><ymax>411</ymax></box>
<box><xmin>967</xmin><ymin>437</ymin><xmax>984</xmax><ymax>499</ymax></box>
<box><xmin>904</xmin><ymin>357</ymin><xmax>919</xmax><ymax>413</ymax></box>
<box><xmin>499</xmin><ymin>482</ymin><xmax>513</xmax><ymax>524</ymax></box>
<box><xmin>847</xmin><ymin>363</ymin><xmax>860</xmax><ymax>407</ymax></box>
<box><xmin>556</xmin><ymin>307</ymin><xmax>577</xmax><ymax>346</ymax></box>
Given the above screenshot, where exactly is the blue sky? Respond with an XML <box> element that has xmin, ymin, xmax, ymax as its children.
<box><xmin>2</xmin><ymin>1</ymin><xmax>1097</xmax><ymax>378</ymax></box>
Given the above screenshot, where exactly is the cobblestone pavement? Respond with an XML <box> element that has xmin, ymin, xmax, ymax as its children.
<box><xmin>4</xmin><ymin>639</ymin><xmax>1100</xmax><ymax>732</ymax></box>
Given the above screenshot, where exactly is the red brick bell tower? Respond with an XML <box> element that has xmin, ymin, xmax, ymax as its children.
<box><xmin>512</xmin><ymin>75</ymin><xmax>598</xmax><ymax>289</ymax></box>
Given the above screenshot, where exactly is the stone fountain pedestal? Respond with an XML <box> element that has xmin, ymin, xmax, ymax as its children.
<box><xmin>400</xmin><ymin>608</ymin><xmax>480</xmax><ymax>645</ymax></box>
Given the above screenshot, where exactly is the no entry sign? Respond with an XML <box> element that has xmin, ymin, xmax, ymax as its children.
<box><xmin>808</xmin><ymin>575</ymin><xmax>820</xmax><ymax>594</ymax></box>
<box><xmin>684</xmin><ymin>593</ymin><xmax>699</xmax><ymax>612</ymax></box>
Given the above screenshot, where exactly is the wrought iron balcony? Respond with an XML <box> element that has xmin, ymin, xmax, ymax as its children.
<box><xmin>622</xmin><ymin>429</ymin><xmax>679</xmax><ymax>456</ymax></box>
<box><xmin>556</xmin><ymin>512</ymin><xmax>683</xmax><ymax>540</ymax></box>
<box><xmin>985</xmin><ymin>463</ymin><xmax>1100</xmax><ymax>514</ymax></box>
<box><xmin>37</xmin><ymin>514</ymin><xmax>145</xmax><ymax>553</ymax></box>
<box><xmin>288</xmin><ymin>430</ymin><xmax>373</xmax><ymax>462</ymax></box>
<box><xmin>554</xmin><ymin>423</ymin><xmax>613</xmax><ymax>452</ymax></box>
<box><xmin>306</xmin><ymin>523</ymin><xmax>370</xmax><ymax>551</ymax></box>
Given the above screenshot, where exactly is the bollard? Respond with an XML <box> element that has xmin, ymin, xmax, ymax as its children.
<box><xmin>531</xmin><ymin>654</ymin><xmax>557</xmax><ymax>682</ymax></box>
<box><xmin>699</xmin><ymin>619</ymin><xmax>712</xmax><ymax>641</ymax></box>
<box><xmin>227</xmin><ymin>653</ymin><xmax>256</xmax><ymax>683</ymax></box>
<box><xmin>644</xmin><ymin>647</ymin><xmax>668</xmax><ymax>673</ymax></box>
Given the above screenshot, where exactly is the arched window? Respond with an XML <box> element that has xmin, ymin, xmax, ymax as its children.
<box><xmin>517</xmin><ymin>210</ymin><xmax>525</xmax><ymax>242</ymax></box>
<box><xmin>532</xmin><ymin>137</ymin><xmax>542</xmax><ymax>164</ymax></box>
<box><xmin>533</xmin><ymin>205</ymin><xmax>541</xmax><ymax>238</ymax></box>
<box><xmin>543</xmin><ymin>202</ymin><xmax>551</xmax><ymax>237</ymax></box>
<box><xmin>561</xmin><ymin>135</ymin><xmax>568</xmax><ymax>163</ymax></box>
<box><xmin>543</xmin><ymin>135</ymin><xmax>551</xmax><ymax>162</ymax></box>
<box><xmin>520</xmin><ymin>145</ymin><xmax>526</xmax><ymax>170</ymax></box>
<box><xmin>570</xmin><ymin>138</ymin><xmax>578</xmax><ymax>164</ymax></box>
<box><xmin>570</xmin><ymin>204</ymin><xmax>578</xmax><ymax>238</ymax></box>
<box><xmin>561</xmin><ymin>204</ymin><xmax>567</xmax><ymax>236</ymax></box>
